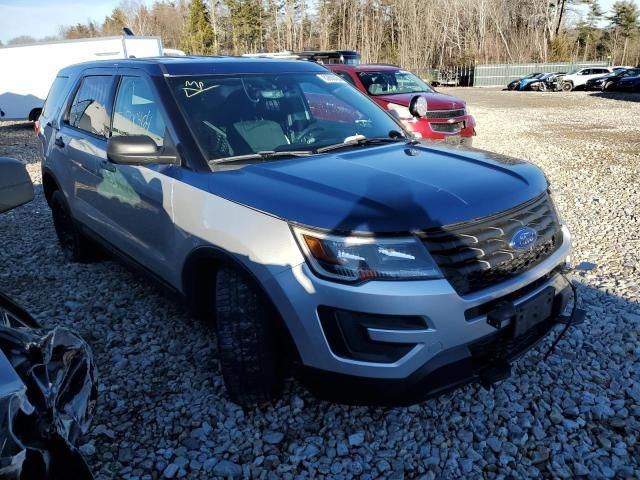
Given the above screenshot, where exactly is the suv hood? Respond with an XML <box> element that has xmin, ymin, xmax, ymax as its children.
<box><xmin>375</xmin><ymin>92</ymin><xmax>465</xmax><ymax>110</ymax></box>
<box><xmin>208</xmin><ymin>143</ymin><xmax>549</xmax><ymax>233</ymax></box>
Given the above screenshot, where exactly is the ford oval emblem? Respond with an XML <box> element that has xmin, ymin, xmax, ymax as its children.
<box><xmin>510</xmin><ymin>227</ymin><xmax>538</xmax><ymax>251</ymax></box>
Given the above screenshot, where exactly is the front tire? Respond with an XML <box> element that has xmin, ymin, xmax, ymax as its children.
<box><xmin>603</xmin><ymin>81</ymin><xmax>614</xmax><ymax>91</ymax></box>
<box><xmin>50</xmin><ymin>190</ymin><xmax>96</xmax><ymax>263</ymax></box>
<box><xmin>562</xmin><ymin>81</ymin><xmax>573</xmax><ymax>92</ymax></box>
<box><xmin>215</xmin><ymin>267</ymin><xmax>284</xmax><ymax>405</ymax></box>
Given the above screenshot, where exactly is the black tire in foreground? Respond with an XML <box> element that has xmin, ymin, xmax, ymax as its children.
<box><xmin>50</xmin><ymin>190</ymin><xmax>96</xmax><ymax>263</ymax></box>
<box><xmin>215</xmin><ymin>267</ymin><xmax>284</xmax><ymax>405</ymax></box>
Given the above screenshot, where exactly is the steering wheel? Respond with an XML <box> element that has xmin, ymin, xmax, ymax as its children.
<box><xmin>295</xmin><ymin>124</ymin><xmax>326</xmax><ymax>145</ymax></box>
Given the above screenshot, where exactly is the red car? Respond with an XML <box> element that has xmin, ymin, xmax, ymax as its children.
<box><xmin>327</xmin><ymin>64</ymin><xmax>476</xmax><ymax>145</ymax></box>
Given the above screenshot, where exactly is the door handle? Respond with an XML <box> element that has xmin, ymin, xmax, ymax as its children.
<box><xmin>54</xmin><ymin>136</ymin><xmax>65</xmax><ymax>148</ymax></box>
<box><xmin>100</xmin><ymin>160</ymin><xmax>116</xmax><ymax>172</ymax></box>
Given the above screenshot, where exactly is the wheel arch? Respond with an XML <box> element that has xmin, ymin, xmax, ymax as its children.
<box><xmin>28</xmin><ymin>107</ymin><xmax>42</xmax><ymax>122</ymax></box>
<box><xmin>42</xmin><ymin>168</ymin><xmax>61</xmax><ymax>206</ymax></box>
<box><xmin>181</xmin><ymin>245</ymin><xmax>301</xmax><ymax>362</ymax></box>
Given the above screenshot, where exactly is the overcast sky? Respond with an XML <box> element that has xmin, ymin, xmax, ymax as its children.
<box><xmin>0</xmin><ymin>0</ymin><xmax>625</xmax><ymax>44</ymax></box>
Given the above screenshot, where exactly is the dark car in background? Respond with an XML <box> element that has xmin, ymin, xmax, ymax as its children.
<box><xmin>616</xmin><ymin>73</ymin><xmax>640</xmax><ymax>92</ymax></box>
<box><xmin>506</xmin><ymin>73</ymin><xmax>543</xmax><ymax>90</ymax></box>
<box><xmin>517</xmin><ymin>72</ymin><xmax>565</xmax><ymax>91</ymax></box>
<box><xmin>585</xmin><ymin>68</ymin><xmax>640</xmax><ymax>91</ymax></box>
<box><xmin>328</xmin><ymin>64</ymin><xmax>476</xmax><ymax>145</ymax></box>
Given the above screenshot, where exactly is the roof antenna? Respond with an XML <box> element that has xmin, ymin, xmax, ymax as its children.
<box><xmin>122</xmin><ymin>27</ymin><xmax>135</xmax><ymax>36</ymax></box>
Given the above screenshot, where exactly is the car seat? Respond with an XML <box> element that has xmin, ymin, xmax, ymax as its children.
<box><xmin>224</xmin><ymin>89</ymin><xmax>289</xmax><ymax>153</ymax></box>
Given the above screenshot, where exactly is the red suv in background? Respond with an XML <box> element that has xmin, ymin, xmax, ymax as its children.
<box><xmin>327</xmin><ymin>64</ymin><xmax>476</xmax><ymax>145</ymax></box>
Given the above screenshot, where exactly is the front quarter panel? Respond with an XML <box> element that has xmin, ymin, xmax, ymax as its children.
<box><xmin>169</xmin><ymin>171</ymin><xmax>305</xmax><ymax>291</ymax></box>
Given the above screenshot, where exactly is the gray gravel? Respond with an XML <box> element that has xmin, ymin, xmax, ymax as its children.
<box><xmin>1</xmin><ymin>89</ymin><xmax>639</xmax><ymax>479</ymax></box>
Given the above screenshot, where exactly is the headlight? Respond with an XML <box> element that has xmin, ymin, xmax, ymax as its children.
<box><xmin>387</xmin><ymin>102</ymin><xmax>412</xmax><ymax>120</ymax></box>
<box><xmin>292</xmin><ymin>226</ymin><xmax>442</xmax><ymax>283</ymax></box>
<box><xmin>410</xmin><ymin>96</ymin><xmax>428</xmax><ymax>117</ymax></box>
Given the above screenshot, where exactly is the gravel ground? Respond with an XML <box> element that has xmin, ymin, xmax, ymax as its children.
<box><xmin>1</xmin><ymin>89</ymin><xmax>639</xmax><ymax>479</ymax></box>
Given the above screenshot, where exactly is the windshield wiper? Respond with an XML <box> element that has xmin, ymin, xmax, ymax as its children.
<box><xmin>315</xmin><ymin>133</ymin><xmax>415</xmax><ymax>154</ymax></box>
<box><xmin>211</xmin><ymin>150</ymin><xmax>315</xmax><ymax>165</ymax></box>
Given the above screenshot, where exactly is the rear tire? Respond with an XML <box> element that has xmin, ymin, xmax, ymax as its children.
<box><xmin>562</xmin><ymin>81</ymin><xmax>573</xmax><ymax>92</ymax></box>
<box><xmin>50</xmin><ymin>190</ymin><xmax>96</xmax><ymax>263</ymax></box>
<box><xmin>28</xmin><ymin>108</ymin><xmax>42</xmax><ymax>122</ymax></box>
<box><xmin>215</xmin><ymin>267</ymin><xmax>283</xmax><ymax>405</ymax></box>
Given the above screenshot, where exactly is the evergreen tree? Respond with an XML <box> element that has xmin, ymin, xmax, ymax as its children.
<box><xmin>609</xmin><ymin>0</ymin><xmax>640</xmax><ymax>37</ymax></box>
<box><xmin>226</xmin><ymin>0</ymin><xmax>264</xmax><ymax>54</ymax></box>
<box><xmin>181</xmin><ymin>0</ymin><xmax>217</xmax><ymax>54</ymax></box>
<box><xmin>102</xmin><ymin>8</ymin><xmax>128</xmax><ymax>36</ymax></box>
<box><xmin>608</xmin><ymin>0</ymin><xmax>639</xmax><ymax>63</ymax></box>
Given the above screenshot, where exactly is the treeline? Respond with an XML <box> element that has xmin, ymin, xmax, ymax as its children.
<box><xmin>3</xmin><ymin>0</ymin><xmax>640</xmax><ymax>70</ymax></box>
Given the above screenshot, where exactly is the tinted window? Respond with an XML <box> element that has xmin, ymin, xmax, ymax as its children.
<box><xmin>334</xmin><ymin>71</ymin><xmax>356</xmax><ymax>86</ymax></box>
<box><xmin>112</xmin><ymin>77</ymin><xmax>166</xmax><ymax>147</ymax></box>
<box><xmin>42</xmin><ymin>76</ymin><xmax>69</xmax><ymax>119</ymax></box>
<box><xmin>357</xmin><ymin>70</ymin><xmax>434</xmax><ymax>95</ymax></box>
<box><xmin>68</xmin><ymin>76</ymin><xmax>114</xmax><ymax>137</ymax></box>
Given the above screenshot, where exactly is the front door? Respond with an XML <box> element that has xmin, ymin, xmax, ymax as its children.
<box><xmin>97</xmin><ymin>74</ymin><xmax>176</xmax><ymax>278</ymax></box>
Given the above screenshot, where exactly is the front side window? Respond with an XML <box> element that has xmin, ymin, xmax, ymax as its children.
<box><xmin>168</xmin><ymin>72</ymin><xmax>404</xmax><ymax>165</ymax></box>
<box><xmin>356</xmin><ymin>70</ymin><xmax>434</xmax><ymax>96</ymax></box>
<box><xmin>112</xmin><ymin>77</ymin><xmax>166</xmax><ymax>147</ymax></box>
<box><xmin>67</xmin><ymin>76</ymin><xmax>114</xmax><ymax>137</ymax></box>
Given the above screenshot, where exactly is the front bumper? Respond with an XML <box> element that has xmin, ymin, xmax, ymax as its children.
<box><xmin>265</xmin><ymin>226</ymin><xmax>572</xmax><ymax>397</ymax></box>
<box><xmin>401</xmin><ymin>115</ymin><xmax>476</xmax><ymax>145</ymax></box>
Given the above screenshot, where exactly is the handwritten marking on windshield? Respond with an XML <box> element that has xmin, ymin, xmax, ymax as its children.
<box><xmin>183</xmin><ymin>81</ymin><xmax>219</xmax><ymax>98</ymax></box>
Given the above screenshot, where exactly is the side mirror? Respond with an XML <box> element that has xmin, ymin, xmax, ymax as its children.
<box><xmin>409</xmin><ymin>95</ymin><xmax>428</xmax><ymax>118</ymax></box>
<box><xmin>0</xmin><ymin>157</ymin><xmax>34</xmax><ymax>213</ymax></box>
<box><xmin>107</xmin><ymin>135</ymin><xmax>177</xmax><ymax>166</ymax></box>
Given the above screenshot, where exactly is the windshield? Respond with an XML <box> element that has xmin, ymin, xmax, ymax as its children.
<box><xmin>168</xmin><ymin>73</ymin><xmax>404</xmax><ymax>164</ymax></box>
<box><xmin>357</xmin><ymin>70</ymin><xmax>434</xmax><ymax>96</ymax></box>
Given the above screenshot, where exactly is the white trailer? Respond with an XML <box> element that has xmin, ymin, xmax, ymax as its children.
<box><xmin>0</xmin><ymin>36</ymin><xmax>163</xmax><ymax>121</ymax></box>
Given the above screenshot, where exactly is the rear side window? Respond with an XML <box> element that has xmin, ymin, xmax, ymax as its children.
<box><xmin>112</xmin><ymin>76</ymin><xmax>166</xmax><ymax>147</ymax></box>
<box><xmin>67</xmin><ymin>76</ymin><xmax>114</xmax><ymax>138</ymax></box>
<box><xmin>42</xmin><ymin>76</ymin><xmax>69</xmax><ymax>119</ymax></box>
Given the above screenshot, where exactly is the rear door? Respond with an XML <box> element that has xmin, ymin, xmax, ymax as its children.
<box><xmin>57</xmin><ymin>72</ymin><xmax>117</xmax><ymax>234</ymax></box>
<box><xmin>39</xmin><ymin>75</ymin><xmax>73</xmax><ymax>190</ymax></box>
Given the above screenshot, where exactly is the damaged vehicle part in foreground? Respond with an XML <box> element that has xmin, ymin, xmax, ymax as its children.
<box><xmin>0</xmin><ymin>158</ymin><xmax>96</xmax><ymax>479</ymax></box>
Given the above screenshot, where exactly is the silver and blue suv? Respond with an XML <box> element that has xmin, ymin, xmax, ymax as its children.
<box><xmin>38</xmin><ymin>57</ymin><xmax>574</xmax><ymax>405</ymax></box>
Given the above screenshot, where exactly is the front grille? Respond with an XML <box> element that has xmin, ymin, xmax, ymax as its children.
<box><xmin>418</xmin><ymin>193</ymin><xmax>563</xmax><ymax>296</ymax></box>
<box><xmin>430</xmin><ymin>122</ymin><xmax>464</xmax><ymax>133</ymax></box>
<box><xmin>425</xmin><ymin>108</ymin><xmax>465</xmax><ymax>119</ymax></box>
